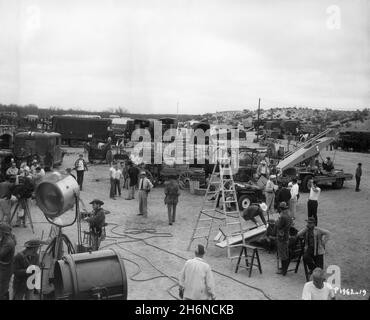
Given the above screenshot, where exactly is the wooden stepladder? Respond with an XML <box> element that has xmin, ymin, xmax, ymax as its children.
<box><xmin>187</xmin><ymin>156</ymin><xmax>245</xmax><ymax>264</ymax></box>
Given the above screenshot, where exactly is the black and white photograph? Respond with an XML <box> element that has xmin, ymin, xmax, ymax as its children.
<box><xmin>0</xmin><ymin>0</ymin><xmax>369</xmax><ymax>308</ymax></box>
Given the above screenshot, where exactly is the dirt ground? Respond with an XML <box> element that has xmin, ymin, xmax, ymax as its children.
<box><xmin>10</xmin><ymin>146</ymin><xmax>370</xmax><ymax>300</ymax></box>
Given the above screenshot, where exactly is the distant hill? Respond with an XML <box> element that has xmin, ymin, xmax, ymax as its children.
<box><xmin>341</xmin><ymin>117</ymin><xmax>370</xmax><ymax>132</ymax></box>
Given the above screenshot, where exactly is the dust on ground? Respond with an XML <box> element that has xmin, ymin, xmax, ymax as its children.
<box><xmin>11</xmin><ymin>148</ymin><xmax>370</xmax><ymax>300</ymax></box>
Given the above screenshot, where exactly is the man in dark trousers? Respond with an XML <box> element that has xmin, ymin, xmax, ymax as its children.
<box><xmin>0</xmin><ymin>223</ymin><xmax>16</xmax><ymax>300</ymax></box>
<box><xmin>13</xmin><ymin>239</ymin><xmax>46</xmax><ymax>300</ymax></box>
<box><xmin>84</xmin><ymin>199</ymin><xmax>106</xmax><ymax>251</ymax></box>
<box><xmin>242</xmin><ymin>203</ymin><xmax>268</xmax><ymax>227</ymax></box>
<box><xmin>307</xmin><ymin>179</ymin><xmax>321</xmax><ymax>226</ymax></box>
<box><xmin>275</xmin><ymin>183</ymin><xmax>291</xmax><ymax>212</ymax></box>
<box><xmin>276</xmin><ymin>202</ymin><xmax>293</xmax><ymax>276</ymax></box>
<box><xmin>74</xmin><ymin>154</ymin><xmax>88</xmax><ymax>191</ymax></box>
<box><xmin>297</xmin><ymin>217</ymin><xmax>331</xmax><ymax>274</ymax></box>
<box><xmin>126</xmin><ymin>161</ymin><xmax>139</xmax><ymax>200</ymax></box>
<box><xmin>164</xmin><ymin>177</ymin><xmax>180</xmax><ymax>225</ymax></box>
<box><xmin>355</xmin><ymin>163</ymin><xmax>362</xmax><ymax>192</ymax></box>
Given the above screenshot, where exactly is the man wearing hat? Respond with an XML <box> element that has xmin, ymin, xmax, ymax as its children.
<box><xmin>0</xmin><ymin>223</ymin><xmax>16</xmax><ymax>300</ymax></box>
<box><xmin>276</xmin><ymin>183</ymin><xmax>291</xmax><ymax>212</ymax></box>
<box><xmin>137</xmin><ymin>171</ymin><xmax>153</xmax><ymax>217</ymax></box>
<box><xmin>84</xmin><ymin>199</ymin><xmax>106</xmax><ymax>250</ymax></box>
<box><xmin>296</xmin><ymin>217</ymin><xmax>331</xmax><ymax>274</ymax></box>
<box><xmin>256</xmin><ymin>160</ymin><xmax>270</xmax><ymax>178</ymax></box>
<box><xmin>179</xmin><ymin>244</ymin><xmax>216</xmax><ymax>300</ymax></box>
<box><xmin>242</xmin><ymin>203</ymin><xmax>268</xmax><ymax>227</ymax></box>
<box><xmin>125</xmin><ymin>161</ymin><xmax>139</xmax><ymax>200</ymax></box>
<box><xmin>13</xmin><ymin>239</ymin><xmax>46</xmax><ymax>300</ymax></box>
<box><xmin>275</xmin><ymin>202</ymin><xmax>292</xmax><ymax>275</ymax></box>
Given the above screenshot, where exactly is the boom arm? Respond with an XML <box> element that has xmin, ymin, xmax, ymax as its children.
<box><xmin>277</xmin><ymin>137</ymin><xmax>334</xmax><ymax>172</ymax></box>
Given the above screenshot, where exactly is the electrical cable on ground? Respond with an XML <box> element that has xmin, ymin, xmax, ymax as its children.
<box><xmin>101</xmin><ymin>223</ymin><xmax>272</xmax><ymax>300</ymax></box>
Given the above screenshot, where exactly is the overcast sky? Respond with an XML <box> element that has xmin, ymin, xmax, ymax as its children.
<box><xmin>0</xmin><ymin>0</ymin><xmax>369</xmax><ymax>114</ymax></box>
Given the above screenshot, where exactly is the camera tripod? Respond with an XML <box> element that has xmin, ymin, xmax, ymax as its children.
<box><xmin>9</xmin><ymin>197</ymin><xmax>35</xmax><ymax>233</ymax></box>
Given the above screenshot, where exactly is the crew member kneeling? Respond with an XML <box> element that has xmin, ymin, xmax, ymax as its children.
<box><xmin>242</xmin><ymin>203</ymin><xmax>268</xmax><ymax>227</ymax></box>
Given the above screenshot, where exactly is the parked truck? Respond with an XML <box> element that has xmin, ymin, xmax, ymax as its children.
<box><xmin>51</xmin><ymin>116</ymin><xmax>112</xmax><ymax>146</ymax></box>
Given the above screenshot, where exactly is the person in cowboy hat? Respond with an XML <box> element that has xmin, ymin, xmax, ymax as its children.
<box><xmin>0</xmin><ymin>223</ymin><xmax>16</xmax><ymax>300</ymax></box>
<box><xmin>13</xmin><ymin>239</ymin><xmax>47</xmax><ymax>300</ymax></box>
<box><xmin>275</xmin><ymin>201</ymin><xmax>293</xmax><ymax>275</ymax></box>
<box><xmin>296</xmin><ymin>217</ymin><xmax>331</xmax><ymax>274</ymax></box>
<box><xmin>242</xmin><ymin>203</ymin><xmax>268</xmax><ymax>227</ymax></box>
<box><xmin>137</xmin><ymin>170</ymin><xmax>153</xmax><ymax>217</ymax></box>
<box><xmin>84</xmin><ymin>199</ymin><xmax>106</xmax><ymax>250</ymax></box>
<box><xmin>256</xmin><ymin>159</ymin><xmax>270</xmax><ymax>178</ymax></box>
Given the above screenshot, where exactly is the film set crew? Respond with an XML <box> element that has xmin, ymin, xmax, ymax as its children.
<box><xmin>256</xmin><ymin>159</ymin><xmax>270</xmax><ymax>178</ymax></box>
<box><xmin>307</xmin><ymin>179</ymin><xmax>321</xmax><ymax>226</ymax></box>
<box><xmin>0</xmin><ymin>223</ymin><xmax>16</xmax><ymax>300</ymax></box>
<box><xmin>126</xmin><ymin>161</ymin><xmax>139</xmax><ymax>200</ymax></box>
<box><xmin>137</xmin><ymin>171</ymin><xmax>153</xmax><ymax>217</ymax></box>
<box><xmin>10</xmin><ymin>175</ymin><xmax>35</xmax><ymax>229</ymax></box>
<box><xmin>12</xmin><ymin>239</ymin><xmax>47</xmax><ymax>300</ymax></box>
<box><xmin>302</xmin><ymin>267</ymin><xmax>336</xmax><ymax>300</ymax></box>
<box><xmin>164</xmin><ymin>177</ymin><xmax>180</xmax><ymax>225</ymax></box>
<box><xmin>178</xmin><ymin>244</ymin><xmax>216</xmax><ymax>300</ymax></box>
<box><xmin>74</xmin><ymin>153</ymin><xmax>88</xmax><ymax>191</ymax></box>
<box><xmin>0</xmin><ymin>176</ymin><xmax>16</xmax><ymax>224</ymax></box>
<box><xmin>109</xmin><ymin>162</ymin><xmax>122</xmax><ymax>199</ymax></box>
<box><xmin>355</xmin><ymin>163</ymin><xmax>362</xmax><ymax>192</ymax></box>
<box><xmin>265</xmin><ymin>175</ymin><xmax>278</xmax><ymax>216</ymax></box>
<box><xmin>289</xmin><ymin>179</ymin><xmax>299</xmax><ymax>220</ymax></box>
<box><xmin>296</xmin><ymin>217</ymin><xmax>331</xmax><ymax>274</ymax></box>
<box><xmin>275</xmin><ymin>183</ymin><xmax>291</xmax><ymax>212</ymax></box>
<box><xmin>242</xmin><ymin>203</ymin><xmax>268</xmax><ymax>227</ymax></box>
<box><xmin>322</xmin><ymin>157</ymin><xmax>334</xmax><ymax>172</ymax></box>
<box><xmin>83</xmin><ymin>199</ymin><xmax>106</xmax><ymax>251</ymax></box>
<box><xmin>275</xmin><ymin>202</ymin><xmax>293</xmax><ymax>276</ymax></box>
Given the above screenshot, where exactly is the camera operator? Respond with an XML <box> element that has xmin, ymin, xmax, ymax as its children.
<box><xmin>11</xmin><ymin>174</ymin><xmax>35</xmax><ymax>228</ymax></box>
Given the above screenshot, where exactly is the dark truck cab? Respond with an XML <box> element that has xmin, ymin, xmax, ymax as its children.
<box><xmin>13</xmin><ymin>132</ymin><xmax>64</xmax><ymax>170</ymax></box>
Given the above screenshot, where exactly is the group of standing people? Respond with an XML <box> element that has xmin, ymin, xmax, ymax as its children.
<box><xmin>0</xmin><ymin>158</ymin><xmax>45</xmax><ymax>227</ymax></box>
<box><xmin>107</xmin><ymin>160</ymin><xmax>180</xmax><ymax>224</ymax></box>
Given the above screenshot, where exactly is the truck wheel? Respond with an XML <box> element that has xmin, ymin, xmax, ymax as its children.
<box><xmin>302</xmin><ymin>175</ymin><xmax>313</xmax><ymax>192</ymax></box>
<box><xmin>333</xmin><ymin>178</ymin><xmax>344</xmax><ymax>189</ymax></box>
<box><xmin>238</xmin><ymin>195</ymin><xmax>251</xmax><ymax>211</ymax></box>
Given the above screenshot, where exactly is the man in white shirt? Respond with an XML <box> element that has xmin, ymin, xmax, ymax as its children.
<box><xmin>74</xmin><ymin>154</ymin><xmax>88</xmax><ymax>191</ymax></box>
<box><xmin>302</xmin><ymin>268</ymin><xmax>335</xmax><ymax>300</ymax></box>
<box><xmin>137</xmin><ymin>171</ymin><xmax>153</xmax><ymax>217</ymax></box>
<box><xmin>179</xmin><ymin>244</ymin><xmax>216</xmax><ymax>300</ymax></box>
<box><xmin>109</xmin><ymin>162</ymin><xmax>122</xmax><ymax>199</ymax></box>
<box><xmin>257</xmin><ymin>160</ymin><xmax>270</xmax><ymax>178</ymax></box>
<box><xmin>307</xmin><ymin>179</ymin><xmax>320</xmax><ymax>226</ymax></box>
<box><xmin>264</xmin><ymin>175</ymin><xmax>277</xmax><ymax>217</ymax></box>
<box><xmin>289</xmin><ymin>179</ymin><xmax>299</xmax><ymax>220</ymax></box>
